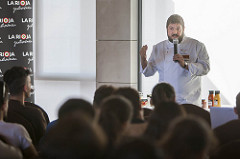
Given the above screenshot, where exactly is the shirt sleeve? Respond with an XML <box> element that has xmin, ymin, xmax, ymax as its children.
<box><xmin>16</xmin><ymin>124</ymin><xmax>32</xmax><ymax>150</ymax></box>
<box><xmin>188</xmin><ymin>42</ymin><xmax>210</xmax><ymax>76</ymax></box>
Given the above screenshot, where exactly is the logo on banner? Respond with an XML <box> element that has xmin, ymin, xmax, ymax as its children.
<box><xmin>21</xmin><ymin>34</ymin><xmax>27</xmax><ymax>40</ymax></box>
<box><xmin>0</xmin><ymin>51</ymin><xmax>17</xmax><ymax>62</ymax></box>
<box><xmin>20</xmin><ymin>0</ymin><xmax>26</xmax><ymax>6</ymax></box>
<box><xmin>23</xmin><ymin>51</ymin><xmax>33</xmax><ymax>64</ymax></box>
<box><xmin>7</xmin><ymin>0</ymin><xmax>31</xmax><ymax>6</ymax></box>
<box><xmin>22</xmin><ymin>18</ymin><xmax>33</xmax><ymax>30</ymax></box>
<box><xmin>7</xmin><ymin>1</ymin><xmax>32</xmax><ymax>13</ymax></box>
<box><xmin>8</xmin><ymin>34</ymin><xmax>32</xmax><ymax>47</ymax></box>
<box><xmin>0</xmin><ymin>18</ymin><xmax>16</xmax><ymax>28</ymax></box>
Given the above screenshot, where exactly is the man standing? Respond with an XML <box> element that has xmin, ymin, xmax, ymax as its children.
<box><xmin>140</xmin><ymin>14</ymin><xmax>210</xmax><ymax>106</ymax></box>
<box><xmin>3</xmin><ymin>66</ymin><xmax>49</xmax><ymax>147</ymax></box>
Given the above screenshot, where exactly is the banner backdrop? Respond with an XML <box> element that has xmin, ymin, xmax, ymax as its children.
<box><xmin>0</xmin><ymin>0</ymin><xmax>34</xmax><ymax>102</ymax></box>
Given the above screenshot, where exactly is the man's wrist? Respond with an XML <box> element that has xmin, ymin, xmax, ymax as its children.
<box><xmin>141</xmin><ymin>58</ymin><xmax>147</xmax><ymax>63</ymax></box>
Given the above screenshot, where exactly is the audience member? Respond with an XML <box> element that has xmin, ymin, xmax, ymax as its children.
<box><xmin>98</xmin><ymin>95</ymin><xmax>133</xmax><ymax>148</ymax></box>
<box><xmin>3</xmin><ymin>66</ymin><xmax>49</xmax><ymax>146</ymax></box>
<box><xmin>93</xmin><ymin>85</ymin><xmax>116</xmax><ymax>108</ymax></box>
<box><xmin>113</xmin><ymin>137</ymin><xmax>164</xmax><ymax>159</ymax></box>
<box><xmin>151</xmin><ymin>83</ymin><xmax>176</xmax><ymax>108</ymax></box>
<box><xmin>46</xmin><ymin>98</ymin><xmax>95</xmax><ymax>132</ymax></box>
<box><xmin>143</xmin><ymin>102</ymin><xmax>185</xmax><ymax>142</ymax></box>
<box><xmin>93</xmin><ymin>85</ymin><xmax>116</xmax><ymax>120</ymax></box>
<box><xmin>213</xmin><ymin>92</ymin><xmax>240</xmax><ymax>146</ymax></box>
<box><xmin>114</xmin><ymin>87</ymin><xmax>147</xmax><ymax>137</ymax></box>
<box><xmin>143</xmin><ymin>107</ymin><xmax>153</xmax><ymax>121</ymax></box>
<box><xmin>160</xmin><ymin>116</ymin><xmax>218</xmax><ymax>159</ymax></box>
<box><xmin>210</xmin><ymin>140</ymin><xmax>240</xmax><ymax>159</ymax></box>
<box><xmin>39</xmin><ymin>114</ymin><xmax>107</xmax><ymax>159</ymax></box>
<box><xmin>0</xmin><ymin>81</ymin><xmax>38</xmax><ymax>159</ymax></box>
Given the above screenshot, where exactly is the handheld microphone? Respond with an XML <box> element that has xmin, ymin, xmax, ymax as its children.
<box><xmin>173</xmin><ymin>39</ymin><xmax>178</xmax><ymax>62</ymax></box>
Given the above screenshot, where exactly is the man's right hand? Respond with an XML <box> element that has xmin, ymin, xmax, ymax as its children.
<box><xmin>140</xmin><ymin>45</ymin><xmax>148</xmax><ymax>59</ymax></box>
<box><xmin>140</xmin><ymin>45</ymin><xmax>148</xmax><ymax>70</ymax></box>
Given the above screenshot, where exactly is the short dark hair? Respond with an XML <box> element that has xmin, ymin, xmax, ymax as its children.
<box><xmin>161</xmin><ymin>116</ymin><xmax>217</xmax><ymax>159</ymax></box>
<box><xmin>98</xmin><ymin>95</ymin><xmax>133</xmax><ymax>145</ymax></box>
<box><xmin>144</xmin><ymin>102</ymin><xmax>185</xmax><ymax>141</ymax></box>
<box><xmin>236</xmin><ymin>92</ymin><xmax>240</xmax><ymax>115</ymax></box>
<box><xmin>0</xmin><ymin>81</ymin><xmax>8</xmax><ymax>108</ymax></box>
<box><xmin>93</xmin><ymin>85</ymin><xmax>116</xmax><ymax>108</ymax></box>
<box><xmin>40</xmin><ymin>115</ymin><xmax>107</xmax><ymax>159</ymax></box>
<box><xmin>151</xmin><ymin>83</ymin><xmax>175</xmax><ymax>107</ymax></box>
<box><xmin>114</xmin><ymin>138</ymin><xmax>164</xmax><ymax>159</ymax></box>
<box><xmin>58</xmin><ymin>98</ymin><xmax>94</xmax><ymax>119</ymax></box>
<box><xmin>166</xmin><ymin>14</ymin><xmax>185</xmax><ymax>28</ymax></box>
<box><xmin>114</xmin><ymin>87</ymin><xmax>141</xmax><ymax>120</ymax></box>
<box><xmin>3</xmin><ymin>66</ymin><xmax>31</xmax><ymax>95</ymax></box>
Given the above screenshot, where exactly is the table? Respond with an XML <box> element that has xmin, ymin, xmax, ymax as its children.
<box><xmin>210</xmin><ymin>106</ymin><xmax>238</xmax><ymax>129</ymax></box>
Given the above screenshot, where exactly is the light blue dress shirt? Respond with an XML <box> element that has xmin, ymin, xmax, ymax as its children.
<box><xmin>142</xmin><ymin>36</ymin><xmax>210</xmax><ymax>106</ymax></box>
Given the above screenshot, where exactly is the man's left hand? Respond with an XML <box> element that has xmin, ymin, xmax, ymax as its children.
<box><xmin>173</xmin><ymin>54</ymin><xmax>185</xmax><ymax>68</ymax></box>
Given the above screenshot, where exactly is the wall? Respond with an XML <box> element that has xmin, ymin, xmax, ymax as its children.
<box><xmin>34</xmin><ymin>0</ymin><xmax>96</xmax><ymax>121</ymax></box>
<box><xmin>34</xmin><ymin>0</ymin><xmax>139</xmax><ymax>121</ymax></box>
<box><xmin>96</xmin><ymin>0</ymin><xmax>138</xmax><ymax>88</ymax></box>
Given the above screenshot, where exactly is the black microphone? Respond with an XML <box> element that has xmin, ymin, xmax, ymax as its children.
<box><xmin>173</xmin><ymin>39</ymin><xmax>178</xmax><ymax>62</ymax></box>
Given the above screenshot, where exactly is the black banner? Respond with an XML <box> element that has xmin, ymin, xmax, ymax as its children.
<box><xmin>0</xmin><ymin>0</ymin><xmax>34</xmax><ymax>102</ymax></box>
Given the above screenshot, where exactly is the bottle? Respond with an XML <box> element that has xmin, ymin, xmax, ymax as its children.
<box><xmin>147</xmin><ymin>94</ymin><xmax>152</xmax><ymax>107</ymax></box>
<box><xmin>208</xmin><ymin>90</ymin><xmax>214</xmax><ymax>108</ymax></box>
<box><xmin>202</xmin><ymin>99</ymin><xmax>207</xmax><ymax>109</ymax></box>
<box><xmin>139</xmin><ymin>92</ymin><xmax>144</xmax><ymax>106</ymax></box>
<box><xmin>214</xmin><ymin>90</ymin><xmax>221</xmax><ymax>107</ymax></box>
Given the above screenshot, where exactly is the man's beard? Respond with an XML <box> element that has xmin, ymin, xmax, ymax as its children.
<box><xmin>168</xmin><ymin>33</ymin><xmax>184</xmax><ymax>43</ymax></box>
<box><xmin>24</xmin><ymin>90</ymin><xmax>31</xmax><ymax>98</ymax></box>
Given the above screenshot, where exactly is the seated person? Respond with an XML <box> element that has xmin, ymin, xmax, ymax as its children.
<box><xmin>93</xmin><ymin>85</ymin><xmax>116</xmax><ymax>120</ymax></box>
<box><xmin>46</xmin><ymin>98</ymin><xmax>95</xmax><ymax>132</ymax></box>
<box><xmin>3</xmin><ymin>66</ymin><xmax>49</xmax><ymax>146</ymax></box>
<box><xmin>114</xmin><ymin>87</ymin><xmax>147</xmax><ymax>137</ymax></box>
<box><xmin>151</xmin><ymin>83</ymin><xmax>176</xmax><ymax>108</ymax></box>
<box><xmin>39</xmin><ymin>114</ymin><xmax>107</xmax><ymax>159</ymax></box>
<box><xmin>113</xmin><ymin>137</ymin><xmax>164</xmax><ymax>159</ymax></box>
<box><xmin>159</xmin><ymin>116</ymin><xmax>218</xmax><ymax>159</ymax></box>
<box><xmin>98</xmin><ymin>95</ymin><xmax>133</xmax><ymax>148</ymax></box>
<box><xmin>0</xmin><ymin>81</ymin><xmax>38</xmax><ymax>159</ymax></box>
<box><xmin>143</xmin><ymin>102</ymin><xmax>185</xmax><ymax>142</ymax></box>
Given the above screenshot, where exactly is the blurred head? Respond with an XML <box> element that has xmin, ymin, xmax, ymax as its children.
<box><xmin>40</xmin><ymin>115</ymin><xmax>107</xmax><ymax>159</ymax></box>
<box><xmin>160</xmin><ymin>116</ymin><xmax>218</xmax><ymax>159</ymax></box>
<box><xmin>166</xmin><ymin>14</ymin><xmax>185</xmax><ymax>43</ymax></box>
<box><xmin>3</xmin><ymin>66</ymin><xmax>32</xmax><ymax>98</ymax></box>
<box><xmin>144</xmin><ymin>102</ymin><xmax>185</xmax><ymax>142</ymax></box>
<box><xmin>93</xmin><ymin>85</ymin><xmax>116</xmax><ymax>109</ymax></box>
<box><xmin>98</xmin><ymin>95</ymin><xmax>133</xmax><ymax>146</ymax></box>
<box><xmin>58</xmin><ymin>98</ymin><xmax>95</xmax><ymax>120</ymax></box>
<box><xmin>0</xmin><ymin>81</ymin><xmax>9</xmax><ymax>118</ymax></box>
<box><xmin>114</xmin><ymin>138</ymin><xmax>164</xmax><ymax>159</ymax></box>
<box><xmin>151</xmin><ymin>83</ymin><xmax>175</xmax><ymax>108</ymax></box>
<box><xmin>234</xmin><ymin>92</ymin><xmax>240</xmax><ymax>118</ymax></box>
<box><xmin>114</xmin><ymin>87</ymin><xmax>142</xmax><ymax>121</ymax></box>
